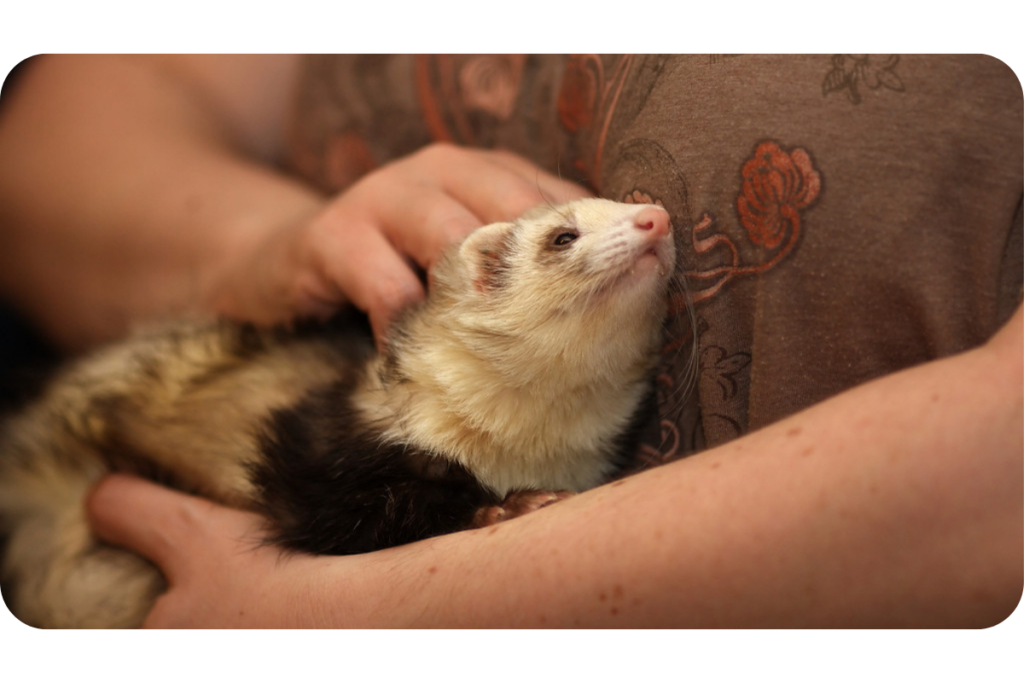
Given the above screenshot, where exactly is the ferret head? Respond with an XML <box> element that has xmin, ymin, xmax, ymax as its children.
<box><xmin>382</xmin><ymin>199</ymin><xmax>677</xmax><ymax>493</ymax></box>
<box><xmin>431</xmin><ymin>198</ymin><xmax>676</xmax><ymax>384</ymax></box>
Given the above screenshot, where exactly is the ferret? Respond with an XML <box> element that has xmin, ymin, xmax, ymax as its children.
<box><xmin>0</xmin><ymin>198</ymin><xmax>676</xmax><ymax>628</ymax></box>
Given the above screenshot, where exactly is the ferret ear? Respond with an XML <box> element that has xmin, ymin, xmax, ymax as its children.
<box><xmin>459</xmin><ymin>221</ymin><xmax>516</xmax><ymax>294</ymax></box>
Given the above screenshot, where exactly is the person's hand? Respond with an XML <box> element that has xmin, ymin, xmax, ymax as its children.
<box><xmin>86</xmin><ymin>474</ymin><xmax>342</xmax><ymax>628</ymax></box>
<box><xmin>212</xmin><ymin>143</ymin><xmax>590</xmax><ymax>345</ymax></box>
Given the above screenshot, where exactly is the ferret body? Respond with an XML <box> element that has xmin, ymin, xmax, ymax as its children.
<box><xmin>0</xmin><ymin>199</ymin><xmax>675</xmax><ymax>628</ymax></box>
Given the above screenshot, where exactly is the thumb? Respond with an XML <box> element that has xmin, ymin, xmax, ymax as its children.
<box><xmin>86</xmin><ymin>474</ymin><xmax>216</xmax><ymax>583</ymax></box>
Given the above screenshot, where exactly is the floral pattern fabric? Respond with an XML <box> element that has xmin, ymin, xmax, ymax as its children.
<box><xmin>287</xmin><ymin>55</ymin><xmax>1024</xmax><ymax>467</ymax></box>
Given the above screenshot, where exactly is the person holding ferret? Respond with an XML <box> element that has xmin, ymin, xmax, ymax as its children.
<box><xmin>0</xmin><ymin>54</ymin><xmax>1019</xmax><ymax>629</ymax></box>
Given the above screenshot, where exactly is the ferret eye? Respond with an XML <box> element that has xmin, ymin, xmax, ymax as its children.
<box><xmin>553</xmin><ymin>231</ymin><xmax>578</xmax><ymax>246</ymax></box>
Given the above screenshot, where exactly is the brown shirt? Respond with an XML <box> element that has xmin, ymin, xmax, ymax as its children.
<box><xmin>286</xmin><ymin>55</ymin><xmax>1023</xmax><ymax>465</ymax></box>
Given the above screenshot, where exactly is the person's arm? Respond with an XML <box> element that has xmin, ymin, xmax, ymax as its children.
<box><xmin>0</xmin><ymin>55</ymin><xmax>587</xmax><ymax>350</ymax></box>
<box><xmin>0</xmin><ymin>55</ymin><xmax>312</xmax><ymax>348</ymax></box>
<box><xmin>88</xmin><ymin>306</ymin><xmax>1023</xmax><ymax>628</ymax></box>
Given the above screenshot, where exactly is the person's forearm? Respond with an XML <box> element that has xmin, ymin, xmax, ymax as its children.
<box><xmin>0</xmin><ymin>55</ymin><xmax>323</xmax><ymax>349</ymax></box>
<box><xmin>312</xmin><ymin>308</ymin><xmax>1023</xmax><ymax>628</ymax></box>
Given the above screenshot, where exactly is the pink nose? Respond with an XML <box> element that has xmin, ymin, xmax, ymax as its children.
<box><xmin>634</xmin><ymin>206</ymin><xmax>670</xmax><ymax>237</ymax></box>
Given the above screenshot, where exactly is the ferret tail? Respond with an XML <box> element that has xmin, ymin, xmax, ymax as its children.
<box><xmin>0</xmin><ymin>426</ymin><xmax>163</xmax><ymax>628</ymax></box>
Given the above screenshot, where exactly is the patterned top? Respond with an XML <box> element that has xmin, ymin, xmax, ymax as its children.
<box><xmin>284</xmin><ymin>55</ymin><xmax>1024</xmax><ymax>467</ymax></box>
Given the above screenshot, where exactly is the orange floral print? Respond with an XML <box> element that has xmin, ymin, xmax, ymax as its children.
<box><xmin>670</xmin><ymin>140</ymin><xmax>821</xmax><ymax>310</ymax></box>
<box><xmin>736</xmin><ymin>142</ymin><xmax>821</xmax><ymax>250</ymax></box>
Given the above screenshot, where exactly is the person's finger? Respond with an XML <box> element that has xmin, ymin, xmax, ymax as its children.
<box><xmin>411</xmin><ymin>144</ymin><xmax>590</xmax><ymax>226</ymax></box>
<box><xmin>307</xmin><ymin>207</ymin><xmax>427</xmax><ymax>344</ymax></box>
<box><xmin>482</xmin><ymin>148</ymin><xmax>593</xmax><ymax>207</ymax></box>
<box><xmin>364</xmin><ymin>182</ymin><xmax>486</xmax><ymax>273</ymax></box>
<box><xmin>342</xmin><ymin>148</ymin><xmax>489</xmax><ymax>268</ymax></box>
<box><xmin>85</xmin><ymin>474</ymin><xmax>223</xmax><ymax>583</ymax></box>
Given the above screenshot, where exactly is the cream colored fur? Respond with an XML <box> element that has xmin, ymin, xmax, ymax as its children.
<box><xmin>360</xmin><ymin>199</ymin><xmax>675</xmax><ymax>495</ymax></box>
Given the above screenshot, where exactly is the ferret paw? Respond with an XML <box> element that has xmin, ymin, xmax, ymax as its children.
<box><xmin>471</xmin><ymin>490</ymin><xmax>575</xmax><ymax>527</ymax></box>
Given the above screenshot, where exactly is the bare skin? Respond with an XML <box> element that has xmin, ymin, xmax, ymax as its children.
<box><xmin>2</xmin><ymin>55</ymin><xmax>1020</xmax><ymax>628</ymax></box>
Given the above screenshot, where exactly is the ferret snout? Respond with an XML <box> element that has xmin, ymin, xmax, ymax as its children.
<box><xmin>633</xmin><ymin>206</ymin><xmax>670</xmax><ymax>239</ymax></box>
